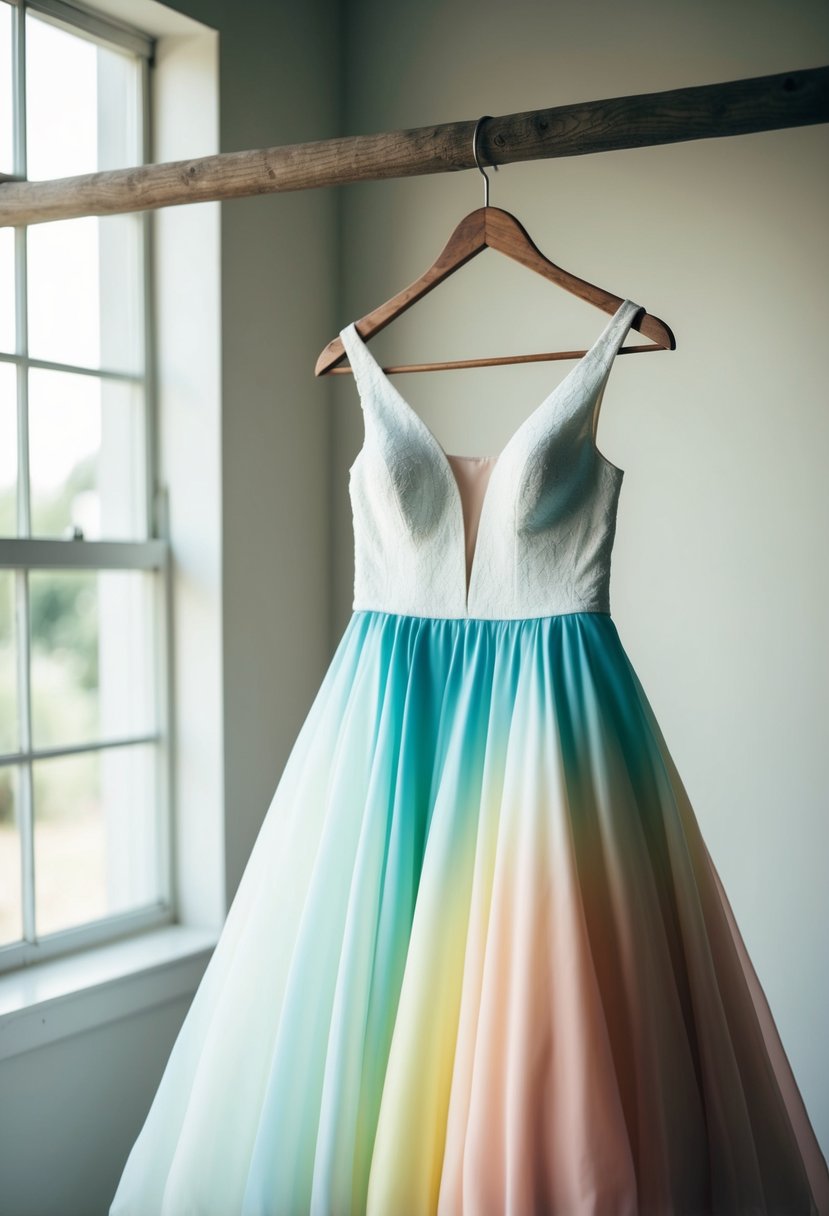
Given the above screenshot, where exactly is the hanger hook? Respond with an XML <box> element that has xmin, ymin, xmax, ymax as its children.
<box><xmin>472</xmin><ymin>114</ymin><xmax>499</xmax><ymax>208</ymax></box>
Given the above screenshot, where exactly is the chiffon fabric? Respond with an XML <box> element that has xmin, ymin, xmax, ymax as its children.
<box><xmin>110</xmin><ymin>301</ymin><xmax>829</xmax><ymax>1214</ymax></box>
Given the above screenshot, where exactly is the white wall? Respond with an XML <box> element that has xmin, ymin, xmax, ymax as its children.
<box><xmin>330</xmin><ymin>0</ymin><xmax>829</xmax><ymax>1160</ymax></box>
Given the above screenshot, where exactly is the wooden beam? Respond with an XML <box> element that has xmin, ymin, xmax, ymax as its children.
<box><xmin>1</xmin><ymin>65</ymin><xmax>827</xmax><ymax>227</ymax></box>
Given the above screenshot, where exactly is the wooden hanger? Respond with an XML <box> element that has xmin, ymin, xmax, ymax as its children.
<box><xmin>315</xmin><ymin>115</ymin><xmax>674</xmax><ymax>377</ymax></box>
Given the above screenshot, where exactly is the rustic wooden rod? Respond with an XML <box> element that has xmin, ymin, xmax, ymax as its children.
<box><xmin>1</xmin><ymin>65</ymin><xmax>827</xmax><ymax>227</ymax></box>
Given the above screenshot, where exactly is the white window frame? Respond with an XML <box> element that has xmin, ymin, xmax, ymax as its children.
<box><xmin>0</xmin><ymin>0</ymin><xmax>177</xmax><ymax>975</ymax></box>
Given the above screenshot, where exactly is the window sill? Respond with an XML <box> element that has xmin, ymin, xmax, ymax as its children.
<box><xmin>0</xmin><ymin>924</ymin><xmax>219</xmax><ymax>1061</ymax></box>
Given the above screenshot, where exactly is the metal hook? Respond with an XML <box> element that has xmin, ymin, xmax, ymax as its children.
<box><xmin>472</xmin><ymin>114</ymin><xmax>499</xmax><ymax>208</ymax></box>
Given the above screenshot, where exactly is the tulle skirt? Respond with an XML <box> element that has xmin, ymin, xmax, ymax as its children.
<box><xmin>110</xmin><ymin>608</ymin><xmax>829</xmax><ymax>1216</ymax></box>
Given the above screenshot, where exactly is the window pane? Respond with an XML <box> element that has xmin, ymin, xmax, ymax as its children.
<box><xmin>34</xmin><ymin>742</ymin><xmax>161</xmax><ymax>937</ymax></box>
<box><xmin>27</xmin><ymin>213</ymin><xmax>144</xmax><ymax>373</ymax></box>
<box><xmin>28</xmin><ymin>369</ymin><xmax>146</xmax><ymax>540</ymax></box>
<box><xmin>30</xmin><ymin>568</ymin><xmax>156</xmax><ymax>751</ymax></box>
<box><xmin>0</xmin><ymin>568</ymin><xmax>16</xmax><ymax>753</ymax></box>
<box><xmin>0</xmin><ymin>2</ymin><xmax>11</xmax><ymax>176</ymax></box>
<box><xmin>0</xmin><ymin>225</ymin><xmax>14</xmax><ymax>353</ymax></box>
<box><xmin>0</xmin><ymin>763</ymin><xmax>22</xmax><ymax>946</ymax></box>
<box><xmin>26</xmin><ymin>11</ymin><xmax>141</xmax><ymax>180</ymax></box>
<box><xmin>0</xmin><ymin>360</ymin><xmax>15</xmax><ymax>537</ymax></box>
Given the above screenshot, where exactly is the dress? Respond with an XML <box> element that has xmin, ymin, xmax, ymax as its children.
<box><xmin>110</xmin><ymin>298</ymin><xmax>829</xmax><ymax>1215</ymax></box>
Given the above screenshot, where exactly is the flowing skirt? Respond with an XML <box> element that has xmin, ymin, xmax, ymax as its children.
<box><xmin>110</xmin><ymin>608</ymin><xmax>829</xmax><ymax>1216</ymax></box>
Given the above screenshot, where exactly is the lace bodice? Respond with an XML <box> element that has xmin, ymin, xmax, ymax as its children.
<box><xmin>339</xmin><ymin>298</ymin><xmax>643</xmax><ymax>620</ymax></box>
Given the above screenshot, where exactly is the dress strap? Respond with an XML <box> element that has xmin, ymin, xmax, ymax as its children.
<box><xmin>339</xmin><ymin>322</ymin><xmax>382</xmax><ymax>410</ymax></box>
<box><xmin>587</xmin><ymin>299</ymin><xmax>644</xmax><ymax>445</ymax></box>
<box><xmin>590</xmin><ymin>299</ymin><xmax>644</xmax><ymax>376</ymax></box>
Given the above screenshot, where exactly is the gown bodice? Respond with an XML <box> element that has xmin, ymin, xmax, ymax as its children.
<box><xmin>339</xmin><ymin>297</ymin><xmax>643</xmax><ymax>620</ymax></box>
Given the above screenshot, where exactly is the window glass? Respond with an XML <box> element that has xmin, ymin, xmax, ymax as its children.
<box><xmin>0</xmin><ymin>225</ymin><xmax>14</xmax><ymax>353</ymax></box>
<box><xmin>29</xmin><ymin>568</ymin><xmax>156</xmax><ymax>750</ymax></box>
<box><xmin>28</xmin><ymin>368</ymin><xmax>146</xmax><ymax>541</ymax></box>
<box><xmin>26</xmin><ymin>10</ymin><xmax>141</xmax><ymax>180</ymax></box>
<box><xmin>33</xmin><ymin>742</ymin><xmax>161</xmax><ymax>937</ymax></box>
<box><xmin>0</xmin><ymin>360</ymin><xmax>16</xmax><ymax>537</ymax></box>
<box><xmin>0</xmin><ymin>567</ymin><xmax>17</xmax><ymax>754</ymax></box>
<box><xmin>27</xmin><ymin>213</ymin><xmax>144</xmax><ymax>373</ymax></box>
<box><xmin>0</xmin><ymin>3</ymin><xmax>12</xmax><ymax>176</ymax></box>
<box><xmin>0</xmin><ymin>763</ymin><xmax>22</xmax><ymax>946</ymax></box>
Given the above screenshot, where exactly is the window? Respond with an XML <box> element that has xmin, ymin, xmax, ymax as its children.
<box><xmin>0</xmin><ymin>0</ymin><xmax>171</xmax><ymax>974</ymax></box>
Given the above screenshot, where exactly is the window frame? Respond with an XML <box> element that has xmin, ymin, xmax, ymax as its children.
<box><xmin>0</xmin><ymin>0</ymin><xmax>175</xmax><ymax>975</ymax></box>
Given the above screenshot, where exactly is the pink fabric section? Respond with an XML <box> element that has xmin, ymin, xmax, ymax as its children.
<box><xmin>446</xmin><ymin>455</ymin><xmax>497</xmax><ymax>591</ymax></box>
<box><xmin>430</xmin><ymin>631</ymin><xmax>829</xmax><ymax>1215</ymax></box>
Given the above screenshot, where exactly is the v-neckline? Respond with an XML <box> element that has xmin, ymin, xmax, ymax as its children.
<box><xmin>345</xmin><ymin>299</ymin><xmax>633</xmax><ymax>611</ymax></box>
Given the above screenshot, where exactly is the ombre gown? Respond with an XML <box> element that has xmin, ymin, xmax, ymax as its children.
<box><xmin>110</xmin><ymin>299</ymin><xmax>829</xmax><ymax>1216</ymax></box>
